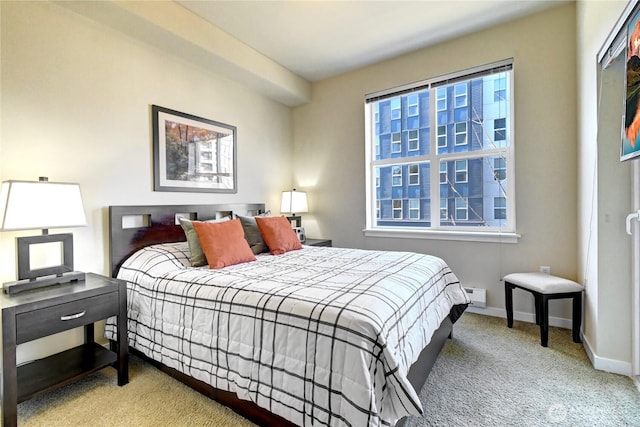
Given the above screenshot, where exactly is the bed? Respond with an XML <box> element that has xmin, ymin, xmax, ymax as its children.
<box><xmin>105</xmin><ymin>203</ymin><xmax>469</xmax><ymax>427</ymax></box>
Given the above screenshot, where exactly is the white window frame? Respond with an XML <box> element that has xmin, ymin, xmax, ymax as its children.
<box><xmin>455</xmin><ymin>197</ymin><xmax>468</xmax><ymax>220</ymax></box>
<box><xmin>439</xmin><ymin>162</ymin><xmax>448</xmax><ymax>184</ymax></box>
<box><xmin>437</xmin><ymin>125</ymin><xmax>447</xmax><ymax>148</ymax></box>
<box><xmin>436</xmin><ymin>87</ymin><xmax>447</xmax><ymax>111</ymax></box>
<box><xmin>407</xmin><ymin>94</ymin><xmax>419</xmax><ymax>116</ymax></box>
<box><xmin>454</xmin><ymin>122</ymin><xmax>467</xmax><ymax>146</ymax></box>
<box><xmin>454</xmin><ymin>159</ymin><xmax>468</xmax><ymax>183</ymax></box>
<box><xmin>408</xmin><ymin>129</ymin><xmax>419</xmax><ymax>151</ymax></box>
<box><xmin>409</xmin><ymin>198</ymin><xmax>420</xmax><ymax>219</ymax></box>
<box><xmin>392</xmin><ymin>199</ymin><xmax>403</xmax><ymax>219</ymax></box>
<box><xmin>454</xmin><ymin>83</ymin><xmax>468</xmax><ymax>108</ymax></box>
<box><xmin>408</xmin><ymin>164</ymin><xmax>420</xmax><ymax>185</ymax></box>
<box><xmin>364</xmin><ymin>59</ymin><xmax>518</xmax><ymax>243</ymax></box>
<box><xmin>392</xmin><ymin>165</ymin><xmax>402</xmax><ymax>186</ymax></box>
<box><xmin>391</xmin><ymin>132</ymin><xmax>402</xmax><ymax>153</ymax></box>
<box><xmin>391</xmin><ymin>98</ymin><xmax>401</xmax><ymax>120</ymax></box>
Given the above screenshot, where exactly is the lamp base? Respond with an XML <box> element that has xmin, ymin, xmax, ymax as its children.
<box><xmin>3</xmin><ymin>271</ymin><xmax>86</xmax><ymax>295</ymax></box>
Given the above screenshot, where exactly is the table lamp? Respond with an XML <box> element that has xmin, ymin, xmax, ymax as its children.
<box><xmin>280</xmin><ymin>188</ymin><xmax>308</xmax><ymax>227</ymax></box>
<box><xmin>0</xmin><ymin>177</ymin><xmax>87</xmax><ymax>294</ymax></box>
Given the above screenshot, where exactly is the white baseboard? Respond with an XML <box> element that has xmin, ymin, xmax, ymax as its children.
<box><xmin>465</xmin><ymin>306</ymin><xmax>633</xmax><ymax>376</ymax></box>
<box><xmin>465</xmin><ymin>305</ymin><xmax>572</xmax><ymax>329</ymax></box>
<box><xmin>581</xmin><ymin>333</ymin><xmax>632</xmax><ymax>376</ymax></box>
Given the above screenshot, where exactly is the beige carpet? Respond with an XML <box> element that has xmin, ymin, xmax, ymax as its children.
<box><xmin>17</xmin><ymin>313</ymin><xmax>640</xmax><ymax>426</ymax></box>
<box><xmin>18</xmin><ymin>355</ymin><xmax>254</xmax><ymax>427</ymax></box>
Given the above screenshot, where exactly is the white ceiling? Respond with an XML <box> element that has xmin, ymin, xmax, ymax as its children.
<box><xmin>178</xmin><ymin>0</ymin><xmax>566</xmax><ymax>82</ymax></box>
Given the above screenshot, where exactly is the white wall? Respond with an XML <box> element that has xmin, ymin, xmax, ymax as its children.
<box><xmin>0</xmin><ymin>1</ymin><xmax>294</xmax><ymax>363</ymax></box>
<box><xmin>577</xmin><ymin>0</ymin><xmax>634</xmax><ymax>374</ymax></box>
<box><xmin>293</xmin><ymin>4</ymin><xmax>578</xmax><ymax>324</ymax></box>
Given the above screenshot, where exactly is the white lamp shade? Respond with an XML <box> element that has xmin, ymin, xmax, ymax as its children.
<box><xmin>280</xmin><ymin>190</ymin><xmax>308</xmax><ymax>214</ymax></box>
<box><xmin>0</xmin><ymin>180</ymin><xmax>87</xmax><ymax>231</ymax></box>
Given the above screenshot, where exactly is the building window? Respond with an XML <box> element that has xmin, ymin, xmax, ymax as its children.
<box><xmin>455</xmin><ymin>122</ymin><xmax>467</xmax><ymax>146</ymax></box>
<box><xmin>436</xmin><ymin>87</ymin><xmax>447</xmax><ymax>111</ymax></box>
<box><xmin>409</xmin><ymin>198</ymin><xmax>420</xmax><ymax>219</ymax></box>
<box><xmin>366</xmin><ymin>59</ymin><xmax>515</xmax><ymax>235</ymax></box>
<box><xmin>392</xmin><ymin>165</ymin><xmax>402</xmax><ymax>186</ymax></box>
<box><xmin>455</xmin><ymin>159</ymin><xmax>468</xmax><ymax>183</ymax></box>
<box><xmin>439</xmin><ymin>162</ymin><xmax>448</xmax><ymax>184</ymax></box>
<box><xmin>409</xmin><ymin>164</ymin><xmax>419</xmax><ymax>185</ymax></box>
<box><xmin>392</xmin><ymin>199</ymin><xmax>402</xmax><ymax>219</ymax></box>
<box><xmin>494</xmin><ymin>157</ymin><xmax>506</xmax><ymax>181</ymax></box>
<box><xmin>454</xmin><ymin>83</ymin><xmax>467</xmax><ymax>108</ymax></box>
<box><xmin>494</xmin><ymin>197</ymin><xmax>506</xmax><ymax>220</ymax></box>
<box><xmin>391</xmin><ymin>98</ymin><xmax>401</xmax><ymax>120</ymax></box>
<box><xmin>437</xmin><ymin>125</ymin><xmax>447</xmax><ymax>148</ymax></box>
<box><xmin>407</xmin><ymin>94</ymin><xmax>419</xmax><ymax>116</ymax></box>
<box><xmin>408</xmin><ymin>129</ymin><xmax>419</xmax><ymax>151</ymax></box>
<box><xmin>494</xmin><ymin>118</ymin><xmax>506</xmax><ymax>142</ymax></box>
<box><xmin>391</xmin><ymin>132</ymin><xmax>402</xmax><ymax>153</ymax></box>
<box><xmin>494</xmin><ymin>76</ymin><xmax>507</xmax><ymax>102</ymax></box>
<box><xmin>440</xmin><ymin>198</ymin><xmax>448</xmax><ymax>220</ymax></box>
<box><xmin>455</xmin><ymin>198</ymin><xmax>468</xmax><ymax>220</ymax></box>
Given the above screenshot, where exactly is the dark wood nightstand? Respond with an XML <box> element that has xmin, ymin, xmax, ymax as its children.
<box><xmin>0</xmin><ymin>273</ymin><xmax>128</xmax><ymax>427</ymax></box>
<box><xmin>304</xmin><ymin>238</ymin><xmax>332</xmax><ymax>247</ymax></box>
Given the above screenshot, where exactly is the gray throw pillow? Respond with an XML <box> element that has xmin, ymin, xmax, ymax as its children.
<box><xmin>237</xmin><ymin>210</ymin><xmax>271</xmax><ymax>254</ymax></box>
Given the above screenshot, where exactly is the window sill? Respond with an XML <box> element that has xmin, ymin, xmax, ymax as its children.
<box><xmin>363</xmin><ymin>228</ymin><xmax>520</xmax><ymax>243</ymax></box>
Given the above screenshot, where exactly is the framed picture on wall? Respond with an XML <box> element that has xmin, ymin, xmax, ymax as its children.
<box><xmin>623</xmin><ymin>8</ymin><xmax>640</xmax><ymax>161</ymax></box>
<box><xmin>152</xmin><ymin>105</ymin><xmax>237</xmax><ymax>193</ymax></box>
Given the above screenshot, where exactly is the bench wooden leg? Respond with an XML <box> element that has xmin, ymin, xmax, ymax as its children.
<box><xmin>505</xmin><ymin>282</ymin><xmax>514</xmax><ymax>328</ymax></box>
<box><xmin>539</xmin><ymin>294</ymin><xmax>549</xmax><ymax>347</ymax></box>
<box><xmin>572</xmin><ymin>292</ymin><xmax>582</xmax><ymax>343</ymax></box>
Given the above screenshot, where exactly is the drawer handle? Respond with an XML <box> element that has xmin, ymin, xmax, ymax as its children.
<box><xmin>60</xmin><ymin>311</ymin><xmax>86</xmax><ymax>321</ymax></box>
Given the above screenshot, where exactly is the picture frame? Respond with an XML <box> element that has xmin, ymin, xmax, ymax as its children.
<box><xmin>152</xmin><ymin>105</ymin><xmax>237</xmax><ymax>193</ymax></box>
<box><xmin>623</xmin><ymin>7</ymin><xmax>640</xmax><ymax>161</ymax></box>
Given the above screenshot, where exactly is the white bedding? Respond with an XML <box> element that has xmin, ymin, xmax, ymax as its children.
<box><xmin>105</xmin><ymin>242</ymin><xmax>469</xmax><ymax>426</ymax></box>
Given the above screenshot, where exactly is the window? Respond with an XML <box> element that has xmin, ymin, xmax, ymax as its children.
<box><xmin>455</xmin><ymin>198</ymin><xmax>468</xmax><ymax>220</ymax></box>
<box><xmin>407</xmin><ymin>94</ymin><xmax>419</xmax><ymax>116</ymax></box>
<box><xmin>455</xmin><ymin>160</ymin><xmax>468</xmax><ymax>183</ymax></box>
<box><xmin>494</xmin><ymin>197</ymin><xmax>506</xmax><ymax>220</ymax></box>
<box><xmin>409</xmin><ymin>164</ymin><xmax>420</xmax><ymax>185</ymax></box>
<box><xmin>391</xmin><ymin>132</ymin><xmax>402</xmax><ymax>153</ymax></box>
<box><xmin>494</xmin><ymin>118</ymin><xmax>506</xmax><ymax>142</ymax></box>
<box><xmin>494</xmin><ymin>77</ymin><xmax>506</xmax><ymax>102</ymax></box>
<box><xmin>392</xmin><ymin>166</ymin><xmax>402</xmax><ymax>186</ymax></box>
<box><xmin>437</xmin><ymin>125</ymin><xmax>447</xmax><ymax>148</ymax></box>
<box><xmin>408</xmin><ymin>129</ymin><xmax>419</xmax><ymax>151</ymax></box>
<box><xmin>409</xmin><ymin>199</ymin><xmax>420</xmax><ymax>219</ymax></box>
<box><xmin>436</xmin><ymin>87</ymin><xmax>447</xmax><ymax>111</ymax></box>
<box><xmin>391</xmin><ymin>98</ymin><xmax>401</xmax><ymax>120</ymax></box>
<box><xmin>494</xmin><ymin>157</ymin><xmax>506</xmax><ymax>181</ymax></box>
<box><xmin>439</xmin><ymin>162</ymin><xmax>448</xmax><ymax>184</ymax></box>
<box><xmin>365</xmin><ymin>59</ymin><xmax>515</xmax><ymax>238</ymax></box>
<box><xmin>454</xmin><ymin>83</ymin><xmax>467</xmax><ymax>108</ymax></box>
<box><xmin>440</xmin><ymin>198</ymin><xmax>448</xmax><ymax>220</ymax></box>
<box><xmin>455</xmin><ymin>122</ymin><xmax>467</xmax><ymax>146</ymax></box>
<box><xmin>392</xmin><ymin>199</ymin><xmax>402</xmax><ymax>219</ymax></box>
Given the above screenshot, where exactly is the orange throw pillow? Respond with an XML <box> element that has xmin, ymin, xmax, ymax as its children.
<box><xmin>192</xmin><ymin>218</ymin><xmax>256</xmax><ymax>269</ymax></box>
<box><xmin>255</xmin><ymin>216</ymin><xmax>303</xmax><ymax>255</ymax></box>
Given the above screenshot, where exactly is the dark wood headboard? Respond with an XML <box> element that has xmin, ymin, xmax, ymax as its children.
<box><xmin>109</xmin><ymin>203</ymin><xmax>265</xmax><ymax>277</ymax></box>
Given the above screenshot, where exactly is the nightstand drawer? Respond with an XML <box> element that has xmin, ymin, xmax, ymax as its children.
<box><xmin>16</xmin><ymin>292</ymin><xmax>118</xmax><ymax>344</ymax></box>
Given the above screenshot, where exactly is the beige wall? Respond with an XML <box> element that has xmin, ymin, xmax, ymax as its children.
<box><xmin>293</xmin><ymin>4</ymin><xmax>578</xmax><ymax>324</ymax></box>
<box><xmin>577</xmin><ymin>0</ymin><xmax>634</xmax><ymax>375</ymax></box>
<box><xmin>0</xmin><ymin>1</ymin><xmax>294</xmax><ymax>363</ymax></box>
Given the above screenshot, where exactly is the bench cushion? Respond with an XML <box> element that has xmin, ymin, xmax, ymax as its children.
<box><xmin>503</xmin><ymin>272</ymin><xmax>583</xmax><ymax>294</ymax></box>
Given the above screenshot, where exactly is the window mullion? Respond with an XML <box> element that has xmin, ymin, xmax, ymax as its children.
<box><xmin>429</xmin><ymin>90</ymin><xmax>440</xmax><ymax>228</ymax></box>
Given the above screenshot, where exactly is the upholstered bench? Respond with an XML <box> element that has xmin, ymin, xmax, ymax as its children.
<box><xmin>503</xmin><ymin>272</ymin><xmax>583</xmax><ymax>347</ymax></box>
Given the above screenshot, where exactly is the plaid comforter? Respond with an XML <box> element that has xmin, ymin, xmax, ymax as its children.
<box><xmin>105</xmin><ymin>242</ymin><xmax>469</xmax><ymax>426</ymax></box>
